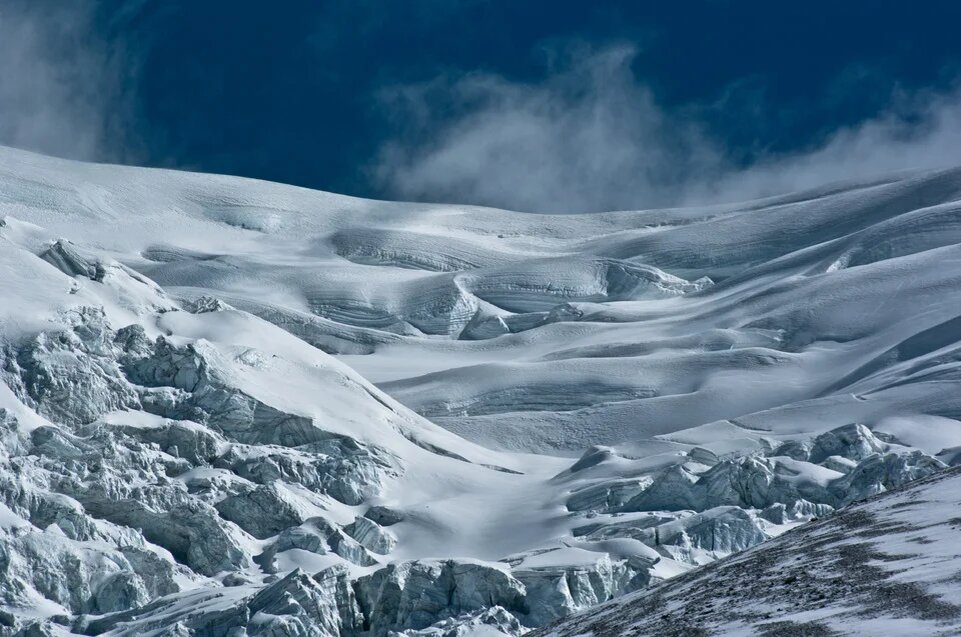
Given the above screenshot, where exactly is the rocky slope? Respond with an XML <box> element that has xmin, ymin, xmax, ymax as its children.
<box><xmin>0</xmin><ymin>146</ymin><xmax>960</xmax><ymax>635</ymax></box>
<box><xmin>533</xmin><ymin>467</ymin><xmax>961</xmax><ymax>637</ymax></box>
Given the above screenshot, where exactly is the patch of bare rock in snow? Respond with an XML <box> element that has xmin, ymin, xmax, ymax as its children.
<box><xmin>532</xmin><ymin>468</ymin><xmax>961</xmax><ymax>637</ymax></box>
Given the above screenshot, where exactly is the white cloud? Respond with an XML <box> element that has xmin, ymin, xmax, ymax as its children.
<box><xmin>0</xmin><ymin>2</ymin><xmax>139</xmax><ymax>162</ymax></box>
<box><xmin>373</xmin><ymin>44</ymin><xmax>961</xmax><ymax>213</ymax></box>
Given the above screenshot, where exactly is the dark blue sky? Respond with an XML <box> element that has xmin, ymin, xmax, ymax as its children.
<box><xmin>3</xmin><ymin>1</ymin><xmax>961</xmax><ymax>211</ymax></box>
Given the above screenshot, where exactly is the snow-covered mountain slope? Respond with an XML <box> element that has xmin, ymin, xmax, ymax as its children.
<box><xmin>5</xmin><ymin>147</ymin><xmax>961</xmax><ymax>455</ymax></box>
<box><xmin>533</xmin><ymin>467</ymin><xmax>961</xmax><ymax>637</ymax></box>
<box><xmin>0</xmin><ymin>144</ymin><xmax>960</xmax><ymax>636</ymax></box>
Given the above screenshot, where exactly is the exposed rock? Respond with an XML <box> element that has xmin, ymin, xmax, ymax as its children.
<box><xmin>528</xmin><ymin>469</ymin><xmax>961</xmax><ymax>637</ymax></box>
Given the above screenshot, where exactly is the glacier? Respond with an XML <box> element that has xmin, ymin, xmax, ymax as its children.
<box><xmin>0</xmin><ymin>145</ymin><xmax>959</xmax><ymax>635</ymax></box>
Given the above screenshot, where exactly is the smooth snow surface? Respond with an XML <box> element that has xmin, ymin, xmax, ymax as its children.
<box><xmin>0</xmin><ymin>145</ymin><xmax>959</xmax><ymax>636</ymax></box>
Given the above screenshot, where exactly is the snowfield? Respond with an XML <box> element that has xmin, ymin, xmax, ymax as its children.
<box><xmin>0</xmin><ymin>145</ymin><xmax>959</xmax><ymax>635</ymax></box>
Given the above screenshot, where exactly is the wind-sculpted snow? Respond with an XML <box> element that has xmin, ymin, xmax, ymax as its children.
<box><xmin>1</xmin><ymin>146</ymin><xmax>961</xmax><ymax>635</ymax></box>
<box><xmin>330</xmin><ymin>228</ymin><xmax>514</xmax><ymax>272</ymax></box>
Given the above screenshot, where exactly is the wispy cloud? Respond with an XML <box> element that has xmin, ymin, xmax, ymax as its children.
<box><xmin>0</xmin><ymin>1</ymin><xmax>140</xmax><ymax>162</ymax></box>
<box><xmin>372</xmin><ymin>44</ymin><xmax>961</xmax><ymax>213</ymax></box>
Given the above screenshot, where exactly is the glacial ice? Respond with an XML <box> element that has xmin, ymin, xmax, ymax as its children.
<box><xmin>1</xmin><ymin>146</ymin><xmax>961</xmax><ymax>635</ymax></box>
